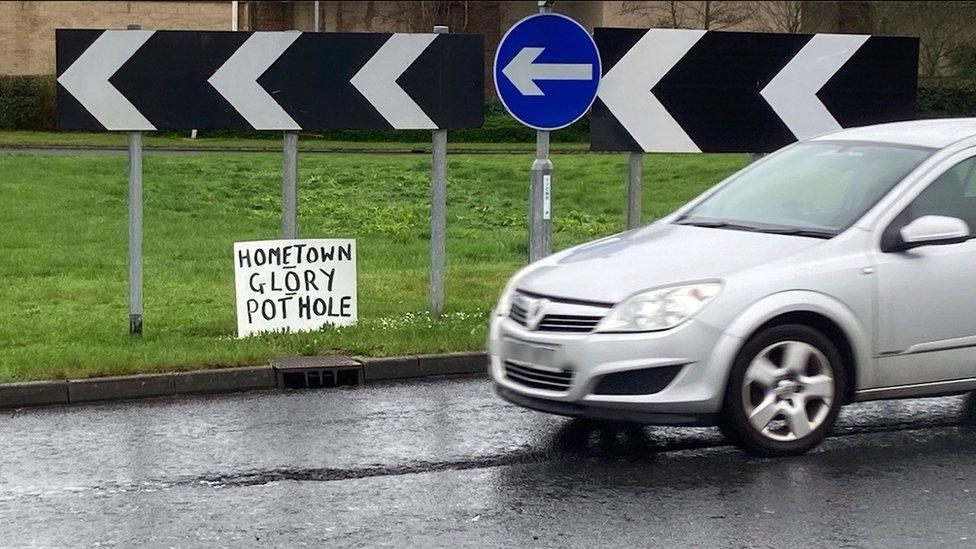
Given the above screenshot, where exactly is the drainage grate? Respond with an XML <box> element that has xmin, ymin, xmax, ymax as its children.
<box><xmin>271</xmin><ymin>355</ymin><xmax>364</xmax><ymax>390</ymax></box>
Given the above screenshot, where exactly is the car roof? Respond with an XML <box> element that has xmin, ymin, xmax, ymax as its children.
<box><xmin>811</xmin><ymin>118</ymin><xmax>976</xmax><ymax>149</ymax></box>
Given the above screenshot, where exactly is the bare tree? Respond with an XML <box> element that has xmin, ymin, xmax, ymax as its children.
<box><xmin>866</xmin><ymin>1</ymin><xmax>899</xmax><ymax>35</ymax></box>
<box><xmin>620</xmin><ymin>1</ymin><xmax>757</xmax><ymax>30</ymax></box>
<box><xmin>362</xmin><ymin>0</ymin><xmax>377</xmax><ymax>29</ymax></box>
<box><xmin>686</xmin><ymin>0</ymin><xmax>757</xmax><ymax>29</ymax></box>
<box><xmin>906</xmin><ymin>1</ymin><xmax>975</xmax><ymax>77</ymax></box>
<box><xmin>755</xmin><ymin>1</ymin><xmax>803</xmax><ymax>34</ymax></box>
<box><xmin>664</xmin><ymin>0</ymin><xmax>683</xmax><ymax>28</ymax></box>
<box><xmin>381</xmin><ymin>1</ymin><xmax>491</xmax><ymax>33</ymax></box>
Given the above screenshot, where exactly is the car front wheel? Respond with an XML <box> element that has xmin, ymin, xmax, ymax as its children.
<box><xmin>720</xmin><ymin>324</ymin><xmax>846</xmax><ymax>457</ymax></box>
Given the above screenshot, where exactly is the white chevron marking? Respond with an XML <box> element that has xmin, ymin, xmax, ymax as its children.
<box><xmin>208</xmin><ymin>32</ymin><xmax>301</xmax><ymax>131</ymax></box>
<box><xmin>351</xmin><ymin>33</ymin><xmax>437</xmax><ymax>129</ymax></box>
<box><xmin>596</xmin><ymin>29</ymin><xmax>705</xmax><ymax>153</ymax></box>
<box><xmin>57</xmin><ymin>30</ymin><xmax>156</xmax><ymax>131</ymax></box>
<box><xmin>761</xmin><ymin>34</ymin><xmax>870</xmax><ymax>139</ymax></box>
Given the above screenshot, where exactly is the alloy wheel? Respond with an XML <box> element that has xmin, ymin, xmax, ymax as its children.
<box><xmin>740</xmin><ymin>340</ymin><xmax>835</xmax><ymax>442</ymax></box>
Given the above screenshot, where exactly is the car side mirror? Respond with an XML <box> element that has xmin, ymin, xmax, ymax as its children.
<box><xmin>890</xmin><ymin>215</ymin><xmax>970</xmax><ymax>252</ymax></box>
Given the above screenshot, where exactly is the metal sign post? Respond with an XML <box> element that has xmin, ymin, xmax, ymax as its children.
<box><xmin>282</xmin><ymin>131</ymin><xmax>298</xmax><ymax>239</ymax></box>
<box><xmin>126</xmin><ymin>24</ymin><xmax>143</xmax><ymax>336</ymax></box>
<box><xmin>529</xmin><ymin>1</ymin><xmax>554</xmax><ymax>262</ymax></box>
<box><xmin>429</xmin><ymin>25</ymin><xmax>449</xmax><ymax>316</ymax></box>
<box><xmin>127</xmin><ymin>129</ymin><xmax>143</xmax><ymax>336</ymax></box>
<box><xmin>627</xmin><ymin>152</ymin><xmax>642</xmax><ymax>229</ymax></box>
<box><xmin>529</xmin><ymin>131</ymin><xmax>552</xmax><ymax>262</ymax></box>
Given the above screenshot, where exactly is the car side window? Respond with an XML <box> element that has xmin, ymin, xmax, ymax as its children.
<box><xmin>964</xmin><ymin>158</ymin><xmax>976</xmax><ymax>198</ymax></box>
<box><xmin>902</xmin><ymin>156</ymin><xmax>976</xmax><ymax>235</ymax></box>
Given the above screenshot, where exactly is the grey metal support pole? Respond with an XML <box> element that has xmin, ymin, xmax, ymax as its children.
<box><xmin>529</xmin><ymin>132</ymin><xmax>553</xmax><ymax>262</ymax></box>
<box><xmin>127</xmin><ymin>23</ymin><xmax>143</xmax><ymax>336</ymax></box>
<box><xmin>627</xmin><ymin>152</ymin><xmax>643</xmax><ymax>229</ymax></box>
<box><xmin>429</xmin><ymin>25</ymin><xmax>449</xmax><ymax>316</ymax></box>
<box><xmin>128</xmin><ymin>130</ymin><xmax>143</xmax><ymax>336</ymax></box>
<box><xmin>529</xmin><ymin>0</ymin><xmax>555</xmax><ymax>263</ymax></box>
<box><xmin>282</xmin><ymin>131</ymin><xmax>299</xmax><ymax>239</ymax></box>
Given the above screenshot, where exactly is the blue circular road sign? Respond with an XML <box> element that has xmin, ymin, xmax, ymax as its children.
<box><xmin>493</xmin><ymin>13</ymin><xmax>601</xmax><ymax>131</ymax></box>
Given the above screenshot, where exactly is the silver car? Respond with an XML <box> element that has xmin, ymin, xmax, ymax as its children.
<box><xmin>490</xmin><ymin>118</ymin><xmax>976</xmax><ymax>456</ymax></box>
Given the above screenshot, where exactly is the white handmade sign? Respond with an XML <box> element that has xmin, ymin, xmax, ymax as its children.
<box><xmin>234</xmin><ymin>239</ymin><xmax>357</xmax><ymax>338</ymax></box>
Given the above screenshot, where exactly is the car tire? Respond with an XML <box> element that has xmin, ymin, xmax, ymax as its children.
<box><xmin>720</xmin><ymin>324</ymin><xmax>846</xmax><ymax>457</ymax></box>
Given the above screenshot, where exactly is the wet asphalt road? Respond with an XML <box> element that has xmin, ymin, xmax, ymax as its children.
<box><xmin>3</xmin><ymin>375</ymin><xmax>976</xmax><ymax>547</ymax></box>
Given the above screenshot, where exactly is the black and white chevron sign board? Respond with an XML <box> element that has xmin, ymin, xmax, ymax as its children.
<box><xmin>56</xmin><ymin>29</ymin><xmax>484</xmax><ymax>131</ymax></box>
<box><xmin>590</xmin><ymin>28</ymin><xmax>918</xmax><ymax>153</ymax></box>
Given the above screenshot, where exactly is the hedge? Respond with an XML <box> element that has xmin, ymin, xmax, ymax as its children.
<box><xmin>2</xmin><ymin>73</ymin><xmax>973</xmax><ymax>137</ymax></box>
<box><xmin>0</xmin><ymin>75</ymin><xmax>56</xmax><ymax>131</ymax></box>
<box><xmin>917</xmin><ymin>77</ymin><xmax>976</xmax><ymax>118</ymax></box>
<box><xmin>153</xmin><ymin>99</ymin><xmax>588</xmax><ymax>143</ymax></box>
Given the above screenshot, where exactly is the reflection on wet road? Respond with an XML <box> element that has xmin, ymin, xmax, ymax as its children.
<box><xmin>2</xmin><ymin>376</ymin><xmax>975</xmax><ymax>546</ymax></box>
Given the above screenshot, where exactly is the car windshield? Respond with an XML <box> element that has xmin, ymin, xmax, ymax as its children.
<box><xmin>677</xmin><ymin>141</ymin><xmax>933</xmax><ymax>237</ymax></box>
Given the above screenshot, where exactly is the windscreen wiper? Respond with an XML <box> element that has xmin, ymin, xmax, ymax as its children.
<box><xmin>676</xmin><ymin>218</ymin><xmax>836</xmax><ymax>239</ymax></box>
<box><xmin>754</xmin><ymin>227</ymin><xmax>836</xmax><ymax>239</ymax></box>
<box><xmin>675</xmin><ymin>219</ymin><xmax>763</xmax><ymax>232</ymax></box>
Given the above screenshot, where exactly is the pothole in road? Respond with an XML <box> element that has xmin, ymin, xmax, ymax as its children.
<box><xmin>8</xmin><ymin>407</ymin><xmax>976</xmax><ymax>500</ymax></box>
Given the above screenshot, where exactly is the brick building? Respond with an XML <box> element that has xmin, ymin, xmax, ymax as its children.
<box><xmin>3</xmin><ymin>1</ymin><xmax>973</xmax><ymax>79</ymax></box>
<box><xmin>1</xmin><ymin>1</ymin><xmax>760</xmax><ymax>77</ymax></box>
<box><xmin>1</xmin><ymin>1</ymin><xmax>241</xmax><ymax>75</ymax></box>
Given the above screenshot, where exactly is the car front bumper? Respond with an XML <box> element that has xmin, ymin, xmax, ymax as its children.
<box><xmin>488</xmin><ymin>314</ymin><xmax>743</xmax><ymax>425</ymax></box>
<box><xmin>495</xmin><ymin>385</ymin><xmax>718</xmax><ymax>426</ymax></box>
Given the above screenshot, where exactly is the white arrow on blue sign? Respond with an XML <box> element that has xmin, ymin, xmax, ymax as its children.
<box><xmin>493</xmin><ymin>13</ymin><xmax>601</xmax><ymax>131</ymax></box>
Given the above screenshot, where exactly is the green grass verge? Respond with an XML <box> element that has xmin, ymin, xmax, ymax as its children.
<box><xmin>0</xmin><ymin>131</ymin><xmax>588</xmax><ymax>152</ymax></box>
<box><xmin>0</xmin><ymin>151</ymin><xmax>747</xmax><ymax>382</ymax></box>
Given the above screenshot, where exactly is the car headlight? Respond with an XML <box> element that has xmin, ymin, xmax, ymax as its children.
<box><xmin>596</xmin><ymin>282</ymin><xmax>722</xmax><ymax>333</ymax></box>
<box><xmin>494</xmin><ymin>275</ymin><xmax>520</xmax><ymax>317</ymax></box>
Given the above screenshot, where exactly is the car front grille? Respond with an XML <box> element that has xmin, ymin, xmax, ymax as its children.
<box><xmin>508</xmin><ymin>310</ymin><xmax>603</xmax><ymax>333</ymax></box>
<box><xmin>510</xmin><ymin>301</ymin><xmax>528</xmax><ymax>325</ymax></box>
<box><xmin>504</xmin><ymin>360</ymin><xmax>574</xmax><ymax>392</ymax></box>
<box><xmin>536</xmin><ymin>314</ymin><xmax>603</xmax><ymax>333</ymax></box>
<box><xmin>507</xmin><ymin>293</ymin><xmax>608</xmax><ymax>334</ymax></box>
